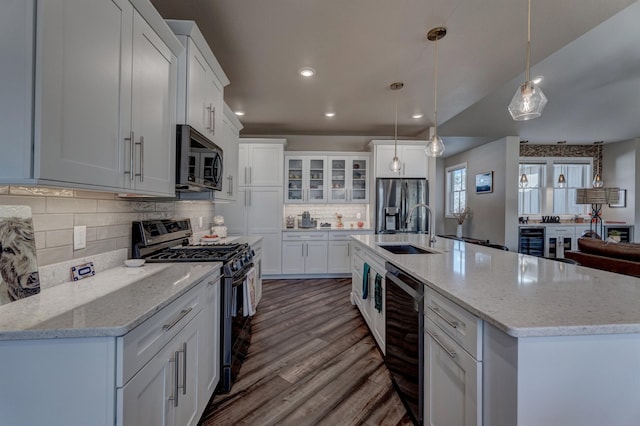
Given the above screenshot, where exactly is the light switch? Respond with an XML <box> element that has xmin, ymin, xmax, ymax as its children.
<box><xmin>199</xmin><ymin>217</ymin><xmax>204</xmax><ymax>228</ymax></box>
<box><xmin>74</xmin><ymin>225</ymin><xmax>86</xmax><ymax>250</ymax></box>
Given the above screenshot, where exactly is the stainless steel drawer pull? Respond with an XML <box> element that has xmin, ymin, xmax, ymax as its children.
<box><xmin>227</xmin><ymin>175</ymin><xmax>233</xmax><ymax>196</ymax></box>
<box><xmin>169</xmin><ymin>352</ymin><xmax>180</xmax><ymax>406</ymax></box>
<box><xmin>162</xmin><ymin>307</ymin><xmax>193</xmax><ymax>331</ymax></box>
<box><xmin>429</xmin><ymin>305</ymin><xmax>459</xmax><ymax>329</ymax></box>
<box><xmin>181</xmin><ymin>342</ymin><xmax>187</xmax><ymax>395</ymax></box>
<box><xmin>428</xmin><ymin>331</ymin><xmax>457</xmax><ymax>359</ymax></box>
<box><xmin>135</xmin><ymin>136</ymin><xmax>144</xmax><ymax>182</ymax></box>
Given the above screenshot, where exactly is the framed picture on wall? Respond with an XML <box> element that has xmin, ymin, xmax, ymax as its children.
<box><xmin>609</xmin><ymin>189</ymin><xmax>626</xmax><ymax>208</ymax></box>
<box><xmin>475</xmin><ymin>171</ymin><xmax>493</xmax><ymax>194</ymax></box>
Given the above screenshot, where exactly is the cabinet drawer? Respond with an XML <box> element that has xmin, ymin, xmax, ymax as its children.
<box><xmin>425</xmin><ymin>291</ymin><xmax>482</xmax><ymax>360</ymax></box>
<box><xmin>118</xmin><ymin>282</ymin><xmax>204</xmax><ymax>386</ymax></box>
<box><xmin>282</xmin><ymin>231</ymin><xmax>328</xmax><ymax>241</ymax></box>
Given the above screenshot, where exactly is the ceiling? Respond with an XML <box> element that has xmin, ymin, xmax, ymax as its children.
<box><xmin>150</xmin><ymin>0</ymin><xmax>640</xmax><ymax>157</ymax></box>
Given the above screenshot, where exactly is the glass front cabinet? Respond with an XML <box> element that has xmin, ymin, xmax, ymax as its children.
<box><xmin>328</xmin><ymin>156</ymin><xmax>369</xmax><ymax>204</ymax></box>
<box><xmin>285</xmin><ymin>156</ymin><xmax>327</xmax><ymax>203</ymax></box>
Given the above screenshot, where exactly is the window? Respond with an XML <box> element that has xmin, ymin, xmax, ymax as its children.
<box><xmin>446</xmin><ymin>163</ymin><xmax>466</xmax><ymax>216</ymax></box>
<box><xmin>519</xmin><ymin>163</ymin><xmax>544</xmax><ymax>214</ymax></box>
<box><xmin>518</xmin><ymin>158</ymin><xmax>592</xmax><ymax>216</ymax></box>
<box><xmin>552</xmin><ymin>163</ymin><xmax>591</xmax><ymax>214</ymax></box>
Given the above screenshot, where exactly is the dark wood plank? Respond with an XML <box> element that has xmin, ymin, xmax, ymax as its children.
<box><xmin>199</xmin><ymin>278</ymin><xmax>409</xmax><ymax>426</ymax></box>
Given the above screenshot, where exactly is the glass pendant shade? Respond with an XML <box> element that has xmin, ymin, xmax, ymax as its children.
<box><xmin>389</xmin><ymin>156</ymin><xmax>402</xmax><ymax>172</ymax></box>
<box><xmin>519</xmin><ymin>173</ymin><xmax>529</xmax><ymax>187</ymax></box>
<box><xmin>508</xmin><ymin>81</ymin><xmax>548</xmax><ymax>121</ymax></box>
<box><xmin>557</xmin><ymin>173</ymin><xmax>566</xmax><ymax>187</ymax></box>
<box><xmin>426</xmin><ymin>134</ymin><xmax>445</xmax><ymax>157</ymax></box>
<box><xmin>592</xmin><ymin>173</ymin><xmax>604</xmax><ymax>188</ymax></box>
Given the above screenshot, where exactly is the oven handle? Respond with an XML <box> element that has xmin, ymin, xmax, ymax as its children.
<box><xmin>231</xmin><ymin>262</ymin><xmax>255</xmax><ymax>287</ymax></box>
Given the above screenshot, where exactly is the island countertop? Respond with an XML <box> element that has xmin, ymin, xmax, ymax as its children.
<box><xmin>350</xmin><ymin>234</ymin><xmax>640</xmax><ymax>338</ymax></box>
<box><xmin>0</xmin><ymin>262</ymin><xmax>221</xmax><ymax>341</ymax></box>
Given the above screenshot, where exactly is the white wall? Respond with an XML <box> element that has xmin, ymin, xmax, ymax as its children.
<box><xmin>0</xmin><ymin>186</ymin><xmax>215</xmax><ymax>266</ymax></box>
<box><xmin>441</xmin><ymin>136</ymin><xmax>520</xmax><ymax>249</ymax></box>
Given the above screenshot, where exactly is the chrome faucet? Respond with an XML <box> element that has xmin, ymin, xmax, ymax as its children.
<box><xmin>405</xmin><ymin>203</ymin><xmax>436</xmax><ymax>247</ymax></box>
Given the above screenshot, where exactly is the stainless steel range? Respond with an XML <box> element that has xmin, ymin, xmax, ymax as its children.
<box><xmin>132</xmin><ymin>219</ymin><xmax>254</xmax><ymax>393</ymax></box>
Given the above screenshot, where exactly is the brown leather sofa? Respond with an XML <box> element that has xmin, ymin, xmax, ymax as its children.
<box><xmin>565</xmin><ymin>237</ymin><xmax>640</xmax><ymax>278</ymax></box>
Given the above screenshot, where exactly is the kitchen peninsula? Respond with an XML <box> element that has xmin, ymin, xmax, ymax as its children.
<box><xmin>351</xmin><ymin>234</ymin><xmax>640</xmax><ymax>426</ymax></box>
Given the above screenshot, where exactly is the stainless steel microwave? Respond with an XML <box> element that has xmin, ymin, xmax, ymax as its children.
<box><xmin>176</xmin><ymin>125</ymin><xmax>223</xmax><ymax>191</ymax></box>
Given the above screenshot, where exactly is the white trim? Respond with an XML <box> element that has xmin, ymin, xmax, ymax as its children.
<box><xmin>445</xmin><ymin>162</ymin><xmax>468</xmax><ymax>218</ymax></box>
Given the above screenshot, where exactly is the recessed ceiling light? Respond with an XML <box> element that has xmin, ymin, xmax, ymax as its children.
<box><xmin>324</xmin><ymin>112</ymin><xmax>336</xmax><ymax>118</ymax></box>
<box><xmin>412</xmin><ymin>113</ymin><xmax>424</xmax><ymax>119</ymax></box>
<box><xmin>299</xmin><ymin>67</ymin><xmax>316</xmax><ymax>77</ymax></box>
<box><xmin>531</xmin><ymin>75</ymin><xmax>544</xmax><ymax>84</ymax></box>
<box><xmin>234</xmin><ymin>111</ymin><xmax>245</xmax><ymax>116</ymax></box>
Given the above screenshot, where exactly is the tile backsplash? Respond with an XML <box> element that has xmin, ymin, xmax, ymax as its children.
<box><xmin>284</xmin><ymin>204</ymin><xmax>369</xmax><ymax>228</ymax></box>
<box><xmin>0</xmin><ymin>186</ymin><xmax>215</xmax><ymax>266</ymax></box>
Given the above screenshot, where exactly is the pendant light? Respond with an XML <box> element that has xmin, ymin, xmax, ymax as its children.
<box><xmin>519</xmin><ymin>173</ymin><xmax>529</xmax><ymax>188</ymax></box>
<box><xmin>508</xmin><ymin>0</ymin><xmax>547</xmax><ymax>121</ymax></box>
<box><xmin>425</xmin><ymin>27</ymin><xmax>446</xmax><ymax>158</ymax></box>
<box><xmin>557</xmin><ymin>141</ymin><xmax>567</xmax><ymax>187</ymax></box>
<box><xmin>592</xmin><ymin>141</ymin><xmax>604</xmax><ymax>187</ymax></box>
<box><xmin>389</xmin><ymin>82</ymin><xmax>404</xmax><ymax>172</ymax></box>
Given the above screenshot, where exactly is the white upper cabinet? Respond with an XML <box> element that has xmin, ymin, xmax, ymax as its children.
<box><xmin>373</xmin><ymin>141</ymin><xmax>429</xmax><ymax>178</ymax></box>
<box><xmin>238</xmin><ymin>140</ymin><xmax>285</xmax><ymax>187</ymax></box>
<box><xmin>285</xmin><ymin>155</ymin><xmax>328</xmax><ymax>203</ymax></box>
<box><xmin>1</xmin><ymin>0</ymin><xmax>182</xmax><ymax>196</ymax></box>
<box><xmin>216</xmin><ymin>103</ymin><xmax>243</xmax><ymax>201</ymax></box>
<box><xmin>328</xmin><ymin>155</ymin><xmax>370</xmax><ymax>204</ymax></box>
<box><xmin>167</xmin><ymin>20</ymin><xmax>229</xmax><ymax>148</ymax></box>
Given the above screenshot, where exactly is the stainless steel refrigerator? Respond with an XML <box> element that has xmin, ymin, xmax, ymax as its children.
<box><xmin>375</xmin><ymin>178</ymin><xmax>429</xmax><ymax>234</ymax></box>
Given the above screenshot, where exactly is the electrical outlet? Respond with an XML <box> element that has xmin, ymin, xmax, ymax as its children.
<box><xmin>199</xmin><ymin>217</ymin><xmax>203</xmax><ymax>228</ymax></box>
<box><xmin>73</xmin><ymin>225</ymin><xmax>86</xmax><ymax>250</ymax></box>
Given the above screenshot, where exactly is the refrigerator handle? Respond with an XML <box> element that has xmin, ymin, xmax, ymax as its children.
<box><xmin>400</xmin><ymin>180</ymin><xmax>407</xmax><ymax>232</ymax></box>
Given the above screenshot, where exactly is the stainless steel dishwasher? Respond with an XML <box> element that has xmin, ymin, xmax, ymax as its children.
<box><xmin>385</xmin><ymin>262</ymin><xmax>424</xmax><ymax>426</ymax></box>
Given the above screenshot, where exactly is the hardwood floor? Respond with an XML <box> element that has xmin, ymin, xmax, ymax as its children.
<box><xmin>199</xmin><ymin>278</ymin><xmax>411</xmax><ymax>426</ymax></box>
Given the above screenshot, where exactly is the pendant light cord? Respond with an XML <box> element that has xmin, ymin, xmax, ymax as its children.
<box><xmin>394</xmin><ymin>96</ymin><xmax>398</xmax><ymax>158</ymax></box>
<box><xmin>433</xmin><ymin>34</ymin><xmax>439</xmax><ymax>135</ymax></box>
<box><xmin>525</xmin><ymin>0</ymin><xmax>531</xmax><ymax>83</ymax></box>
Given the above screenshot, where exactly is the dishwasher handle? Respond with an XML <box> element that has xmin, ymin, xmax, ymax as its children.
<box><xmin>385</xmin><ymin>262</ymin><xmax>424</xmax><ymax>302</ymax></box>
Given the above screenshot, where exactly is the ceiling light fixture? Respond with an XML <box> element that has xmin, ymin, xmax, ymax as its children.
<box><xmin>389</xmin><ymin>82</ymin><xmax>404</xmax><ymax>172</ymax></box>
<box><xmin>299</xmin><ymin>67</ymin><xmax>316</xmax><ymax>77</ymax></box>
<box><xmin>412</xmin><ymin>113</ymin><xmax>424</xmax><ymax>119</ymax></box>
<box><xmin>425</xmin><ymin>27</ymin><xmax>447</xmax><ymax>158</ymax></box>
<box><xmin>324</xmin><ymin>112</ymin><xmax>336</xmax><ymax>118</ymax></box>
<box><xmin>557</xmin><ymin>141</ymin><xmax>567</xmax><ymax>187</ymax></box>
<box><xmin>234</xmin><ymin>111</ymin><xmax>245</xmax><ymax>116</ymax></box>
<box><xmin>508</xmin><ymin>0</ymin><xmax>548</xmax><ymax>121</ymax></box>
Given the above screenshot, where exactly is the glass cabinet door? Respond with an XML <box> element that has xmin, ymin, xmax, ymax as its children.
<box><xmin>307</xmin><ymin>158</ymin><xmax>326</xmax><ymax>202</ymax></box>
<box><xmin>330</xmin><ymin>159</ymin><xmax>347</xmax><ymax>202</ymax></box>
<box><xmin>286</xmin><ymin>157</ymin><xmax>304</xmax><ymax>202</ymax></box>
<box><xmin>350</xmin><ymin>157</ymin><xmax>368</xmax><ymax>202</ymax></box>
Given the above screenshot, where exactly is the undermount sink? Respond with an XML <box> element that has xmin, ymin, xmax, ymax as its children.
<box><xmin>378</xmin><ymin>244</ymin><xmax>432</xmax><ymax>255</ymax></box>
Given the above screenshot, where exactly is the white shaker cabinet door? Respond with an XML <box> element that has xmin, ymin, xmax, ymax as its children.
<box><xmin>401</xmin><ymin>145</ymin><xmax>428</xmax><ymax>178</ymax></box>
<box><xmin>304</xmin><ymin>240</ymin><xmax>329</xmax><ymax>273</ymax></box>
<box><xmin>187</xmin><ymin>44</ymin><xmax>209</xmax><ymax>137</ymax></box>
<box><xmin>129</xmin><ymin>11</ymin><xmax>177</xmax><ymax>195</ymax></box>
<box><xmin>282</xmin><ymin>241</ymin><xmax>306</xmax><ymax>274</ymax></box>
<box><xmin>38</xmin><ymin>0</ymin><xmax>131</xmax><ymax>188</ymax></box>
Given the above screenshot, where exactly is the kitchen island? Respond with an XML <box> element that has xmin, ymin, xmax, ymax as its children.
<box><xmin>351</xmin><ymin>234</ymin><xmax>640</xmax><ymax>426</ymax></box>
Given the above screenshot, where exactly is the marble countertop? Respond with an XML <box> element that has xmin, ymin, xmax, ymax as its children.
<box><xmin>283</xmin><ymin>227</ymin><xmax>374</xmax><ymax>232</ymax></box>
<box><xmin>351</xmin><ymin>234</ymin><xmax>640</xmax><ymax>338</ymax></box>
<box><xmin>0</xmin><ymin>262</ymin><xmax>221</xmax><ymax>341</ymax></box>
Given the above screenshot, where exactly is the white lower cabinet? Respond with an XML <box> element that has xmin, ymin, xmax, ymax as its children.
<box><xmin>424</xmin><ymin>318</ymin><xmax>482</xmax><ymax>426</ymax></box>
<box><xmin>424</xmin><ymin>290</ymin><xmax>482</xmax><ymax>426</ymax></box>
<box><xmin>328</xmin><ymin>231</ymin><xmax>373</xmax><ymax>274</ymax></box>
<box><xmin>120</xmin><ymin>314</ymin><xmax>201</xmax><ymax>426</ymax></box>
<box><xmin>199</xmin><ymin>277</ymin><xmax>221</xmax><ymax>408</ymax></box>
<box><xmin>282</xmin><ymin>232</ymin><xmax>328</xmax><ymax>274</ymax></box>
<box><xmin>349</xmin><ymin>241</ymin><xmax>385</xmax><ymax>352</ymax></box>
